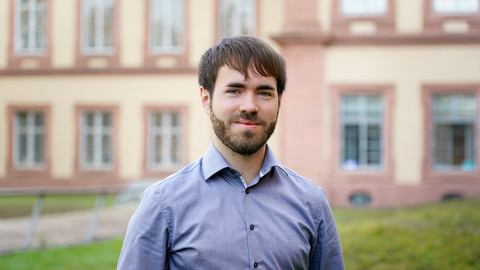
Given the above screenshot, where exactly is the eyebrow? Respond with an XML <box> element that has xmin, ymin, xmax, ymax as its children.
<box><xmin>256</xmin><ymin>84</ymin><xmax>276</xmax><ymax>91</ymax></box>
<box><xmin>225</xmin><ymin>82</ymin><xmax>276</xmax><ymax>91</ymax></box>
<box><xmin>226</xmin><ymin>82</ymin><xmax>246</xmax><ymax>89</ymax></box>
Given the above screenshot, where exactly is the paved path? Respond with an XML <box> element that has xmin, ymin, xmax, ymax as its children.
<box><xmin>0</xmin><ymin>203</ymin><xmax>138</xmax><ymax>254</ymax></box>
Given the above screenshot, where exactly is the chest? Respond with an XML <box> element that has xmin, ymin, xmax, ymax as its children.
<box><xmin>167</xmin><ymin>189</ymin><xmax>316</xmax><ymax>269</ymax></box>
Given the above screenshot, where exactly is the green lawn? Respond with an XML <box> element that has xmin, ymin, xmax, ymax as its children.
<box><xmin>335</xmin><ymin>198</ymin><xmax>480</xmax><ymax>270</ymax></box>
<box><xmin>1</xmin><ymin>198</ymin><xmax>479</xmax><ymax>270</ymax></box>
<box><xmin>0</xmin><ymin>194</ymin><xmax>117</xmax><ymax>219</ymax></box>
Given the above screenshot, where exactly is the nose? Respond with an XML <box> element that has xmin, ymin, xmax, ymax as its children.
<box><xmin>239</xmin><ymin>91</ymin><xmax>259</xmax><ymax>114</ymax></box>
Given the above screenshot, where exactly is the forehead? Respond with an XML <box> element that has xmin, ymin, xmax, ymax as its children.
<box><xmin>215</xmin><ymin>65</ymin><xmax>277</xmax><ymax>87</ymax></box>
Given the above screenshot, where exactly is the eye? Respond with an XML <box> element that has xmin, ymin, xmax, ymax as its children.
<box><xmin>258</xmin><ymin>91</ymin><xmax>274</xmax><ymax>97</ymax></box>
<box><xmin>226</xmin><ymin>89</ymin><xmax>240</xmax><ymax>95</ymax></box>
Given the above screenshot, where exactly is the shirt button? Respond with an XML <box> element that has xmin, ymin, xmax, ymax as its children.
<box><xmin>250</xmin><ymin>224</ymin><xmax>254</xmax><ymax>230</ymax></box>
<box><xmin>254</xmin><ymin>262</ymin><xmax>258</xmax><ymax>268</ymax></box>
<box><xmin>245</xmin><ymin>188</ymin><xmax>250</xmax><ymax>194</ymax></box>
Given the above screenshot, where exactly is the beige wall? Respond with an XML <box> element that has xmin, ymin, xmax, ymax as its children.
<box><xmin>0</xmin><ymin>0</ymin><xmax>8</xmax><ymax>69</ymax></box>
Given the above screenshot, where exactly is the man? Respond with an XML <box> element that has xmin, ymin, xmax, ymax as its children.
<box><xmin>117</xmin><ymin>36</ymin><xmax>344</xmax><ymax>269</ymax></box>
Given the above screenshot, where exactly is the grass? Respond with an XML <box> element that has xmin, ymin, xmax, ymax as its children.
<box><xmin>0</xmin><ymin>194</ymin><xmax>117</xmax><ymax>219</ymax></box>
<box><xmin>0</xmin><ymin>239</ymin><xmax>124</xmax><ymax>270</ymax></box>
<box><xmin>1</xmin><ymin>198</ymin><xmax>479</xmax><ymax>269</ymax></box>
<box><xmin>335</xmin><ymin>198</ymin><xmax>480</xmax><ymax>270</ymax></box>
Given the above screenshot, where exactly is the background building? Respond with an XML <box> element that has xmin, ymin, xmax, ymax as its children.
<box><xmin>1</xmin><ymin>0</ymin><xmax>479</xmax><ymax>207</ymax></box>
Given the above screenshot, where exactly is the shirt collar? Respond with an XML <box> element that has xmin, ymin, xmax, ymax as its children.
<box><xmin>202</xmin><ymin>142</ymin><xmax>283</xmax><ymax>181</ymax></box>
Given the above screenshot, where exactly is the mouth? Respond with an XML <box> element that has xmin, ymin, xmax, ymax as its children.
<box><xmin>234</xmin><ymin>120</ymin><xmax>262</xmax><ymax>129</ymax></box>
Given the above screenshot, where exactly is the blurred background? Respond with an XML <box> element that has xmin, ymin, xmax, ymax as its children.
<box><xmin>0</xmin><ymin>0</ymin><xmax>479</xmax><ymax>269</ymax></box>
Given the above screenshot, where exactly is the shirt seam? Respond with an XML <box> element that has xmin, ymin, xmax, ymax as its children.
<box><xmin>153</xmin><ymin>183</ymin><xmax>174</xmax><ymax>249</ymax></box>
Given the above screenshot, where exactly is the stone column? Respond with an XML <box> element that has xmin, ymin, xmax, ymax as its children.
<box><xmin>273</xmin><ymin>0</ymin><xmax>328</xmax><ymax>188</ymax></box>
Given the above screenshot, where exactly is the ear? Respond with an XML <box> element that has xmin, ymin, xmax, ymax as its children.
<box><xmin>277</xmin><ymin>92</ymin><xmax>283</xmax><ymax>110</ymax></box>
<box><xmin>200</xmin><ymin>87</ymin><xmax>212</xmax><ymax>115</ymax></box>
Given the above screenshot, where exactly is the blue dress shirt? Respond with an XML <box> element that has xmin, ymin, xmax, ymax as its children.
<box><xmin>117</xmin><ymin>143</ymin><xmax>344</xmax><ymax>270</ymax></box>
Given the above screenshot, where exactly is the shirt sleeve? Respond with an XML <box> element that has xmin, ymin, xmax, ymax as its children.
<box><xmin>117</xmin><ymin>186</ymin><xmax>171</xmax><ymax>270</ymax></box>
<box><xmin>309</xmin><ymin>188</ymin><xmax>345</xmax><ymax>270</ymax></box>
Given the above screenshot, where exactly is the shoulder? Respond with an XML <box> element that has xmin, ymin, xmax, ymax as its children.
<box><xmin>142</xmin><ymin>157</ymin><xmax>205</xmax><ymax>203</ymax></box>
<box><xmin>277</xmin><ymin>166</ymin><xmax>327</xmax><ymax>200</ymax></box>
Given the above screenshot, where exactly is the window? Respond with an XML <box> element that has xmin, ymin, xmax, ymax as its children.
<box><xmin>432</xmin><ymin>0</ymin><xmax>479</xmax><ymax>14</ymax></box>
<box><xmin>424</xmin><ymin>0</ymin><xmax>480</xmax><ymax>33</ymax></box>
<box><xmin>340</xmin><ymin>94</ymin><xmax>383</xmax><ymax>170</ymax></box>
<box><xmin>13</xmin><ymin>111</ymin><xmax>45</xmax><ymax>168</ymax></box>
<box><xmin>331</xmin><ymin>0</ymin><xmax>395</xmax><ymax>34</ymax></box>
<box><xmin>349</xmin><ymin>192</ymin><xmax>372</xmax><ymax>206</ymax></box>
<box><xmin>82</xmin><ymin>0</ymin><xmax>115</xmax><ymax>54</ymax></box>
<box><xmin>432</xmin><ymin>94</ymin><xmax>477</xmax><ymax>171</ymax></box>
<box><xmin>219</xmin><ymin>0</ymin><xmax>256</xmax><ymax>39</ymax></box>
<box><xmin>80</xmin><ymin>111</ymin><xmax>113</xmax><ymax>169</ymax></box>
<box><xmin>149</xmin><ymin>0</ymin><xmax>184</xmax><ymax>53</ymax></box>
<box><xmin>340</xmin><ymin>0</ymin><xmax>388</xmax><ymax>16</ymax></box>
<box><xmin>15</xmin><ymin>0</ymin><xmax>47</xmax><ymax>53</ymax></box>
<box><xmin>148</xmin><ymin>111</ymin><xmax>183</xmax><ymax>169</ymax></box>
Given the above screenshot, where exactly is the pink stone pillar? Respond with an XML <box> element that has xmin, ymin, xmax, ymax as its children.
<box><xmin>273</xmin><ymin>0</ymin><xmax>327</xmax><ymax>187</ymax></box>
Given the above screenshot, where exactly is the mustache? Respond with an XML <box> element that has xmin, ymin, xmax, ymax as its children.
<box><xmin>229</xmin><ymin>112</ymin><xmax>266</xmax><ymax>125</ymax></box>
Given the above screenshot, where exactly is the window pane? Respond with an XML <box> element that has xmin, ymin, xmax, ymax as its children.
<box><xmin>433</xmin><ymin>0</ymin><xmax>479</xmax><ymax>13</ymax></box>
<box><xmin>151</xmin><ymin>0</ymin><xmax>183</xmax><ymax>51</ymax></box>
<box><xmin>82</xmin><ymin>111</ymin><xmax>113</xmax><ymax>168</ymax></box>
<box><xmin>86</xmin><ymin>113</ymin><xmax>95</xmax><ymax>127</ymax></box>
<box><xmin>103</xmin><ymin>3</ymin><xmax>114</xmax><ymax>47</ymax></box>
<box><xmin>86</xmin><ymin>134</ymin><xmax>95</xmax><ymax>163</ymax></box>
<box><xmin>83</xmin><ymin>0</ymin><xmax>115</xmax><ymax>52</ymax></box>
<box><xmin>341</xmin><ymin>94</ymin><xmax>384</xmax><ymax>170</ymax></box>
<box><xmin>102</xmin><ymin>112</ymin><xmax>111</xmax><ymax>127</ymax></box>
<box><xmin>155</xmin><ymin>135</ymin><xmax>162</xmax><ymax>163</ymax></box>
<box><xmin>18</xmin><ymin>112</ymin><xmax>28</xmax><ymax>127</ymax></box>
<box><xmin>171</xmin><ymin>134</ymin><xmax>179</xmax><ymax>164</ymax></box>
<box><xmin>18</xmin><ymin>134</ymin><xmax>28</xmax><ymax>163</ymax></box>
<box><xmin>155</xmin><ymin>113</ymin><xmax>162</xmax><ymax>127</ymax></box>
<box><xmin>16</xmin><ymin>0</ymin><xmax>46</xmax><ymax>52</ymax></box>
<box><xmin>219</xmin><ymin>0</ymin><xmax>255</xmax><ymax>39</ymax></box>
<box><xmin>34</xmin><ymin>133</ymin><xmax>44</xmax><ymax>163</ymax></box>
<box><xmin>149</xmin><ymin>111</ymin><xmax>182</xmax><ymax>168</ymax></box>
<box><xmin>102</xmin><ymin>134</ymin><xmax>111</xmax><ymax>163</ymax></box>
<box><xmin>15</xmin><ymin>111</ymin><xmax>45</xmax><ymax>167</ymax></box>
<box><xmin>341</xmin><ymin>0</ymin><xmax>388</xmax><ymax>15</ymax></box>
<box><xmin>35</xmin><ymin>3</ymin><xmax>46</xmax><ymax>49</ymax></box>
<box><xmin>367</xmin><ymin>125</ymin><xmax>381</xmax><ymax>164</ymax></box>
<box><xmin>432</xmin><ymin>94</ymin><xmax>477</xmax><ymax>170</ymax></box>
<box><xmin>343</xmin><ymin>125</ymin><xmax>359</xmax><ymax>169</ymax></box>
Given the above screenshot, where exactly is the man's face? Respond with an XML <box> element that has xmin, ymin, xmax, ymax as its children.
<box><xmin>201</xmin><ymin>66</ymin><xmax>282</xmax><ymax>156</ymax></box>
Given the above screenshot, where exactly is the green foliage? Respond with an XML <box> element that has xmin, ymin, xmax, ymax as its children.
<box><xmin>0</xmin><ymin>195</ymin><xmax>117</xmax><ymax>219</ymax></box>
<box><xmin>0</xmin><ymin>198</ymin><xmax>479</xmax><ymax>269</ymax></box>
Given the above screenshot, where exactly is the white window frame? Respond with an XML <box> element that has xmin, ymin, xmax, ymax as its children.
<box><xmin>340</xmin><ymin>94</ymin><xmax>384</xmax><ymax>171</ymax></box>
<box><xmin>219</xmin><ymin>0</ymin><xmax>256</xmax><ymax>39</ymax></box>
<box><xmin>431</xmin><ymin>93</ymin><xmax>477</xmax><ymax>171</ymax></box>
<box><xmin>340</xmin><ymin>0</ymin><xmax>388</xmax><ymax>16</ymax></box>
<box><xmin>15</xmin><ymin>0</ymin><xmax>47</xmax><ymax>53</ymax></box>
<box><xmin>82</xmin><ymin>0</ymin><xmax>115</xmax><ymax>54</ymax></box>
<box><xmin>432</xmin><ymin>0</ymin><xmax>479</xmax><ymax>14</ymax></box>
<box><xmin>149</xmin><ymin>0</ymin><xmax>184</xmax><ymax>54</ymax></box>
<box><xmin>148</xmin><ymin>111</ymin><xmax>183</xmax><ymax>170</ymax></box>
<box><xmin>14</xmin><ymin>111</ymin><xmax>45</xmax><ymax>168</ymax></box>
<box><xmin>80</xmin><ymin>111</ymin><xmax>113</xmax><ymax>170</ymax></box>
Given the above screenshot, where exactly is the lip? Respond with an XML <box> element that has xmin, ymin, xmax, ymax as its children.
<box><xmin>235</xmin><ymin>120</ymin><xmax>261</xmax><ymax>129</ymax></box>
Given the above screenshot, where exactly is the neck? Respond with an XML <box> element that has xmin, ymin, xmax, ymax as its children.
<box><xmin>212</xmin><ymin>137</ymin><xmax>266</xmax><ymax>185</ymax></box>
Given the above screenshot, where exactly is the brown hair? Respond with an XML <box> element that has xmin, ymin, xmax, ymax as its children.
<box><xmin>198</xmin><ymin>36</ymin><xmax>286</xmax><ymax>96</ymax></box>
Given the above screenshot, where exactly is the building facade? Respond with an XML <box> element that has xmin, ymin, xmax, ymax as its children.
<box><xmin>1</xmin><ymin>0</ymin><xmax>479</xmax><ymax>207</ymax></box>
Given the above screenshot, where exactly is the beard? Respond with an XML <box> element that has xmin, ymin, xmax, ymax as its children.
<box><xmin>210</xmin><ymin>109</ymin><xmax>278</xmax><ymax>156</ymax></box>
